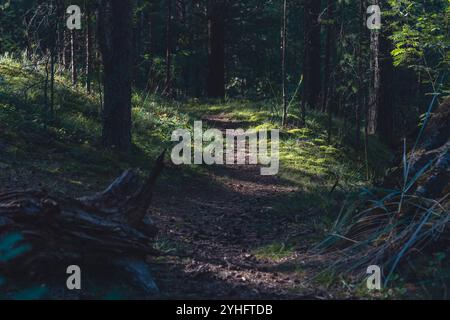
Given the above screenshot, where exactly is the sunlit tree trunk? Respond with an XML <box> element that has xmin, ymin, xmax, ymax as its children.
<box><xmin>71</xmin><ymin>30</ymin><xmax>77</xmax><ymax>85</ymax></box>
<box><xmin>85</xmin><ymin>0</ymin><xmax>92</xmax><ymax>93</ymax></box>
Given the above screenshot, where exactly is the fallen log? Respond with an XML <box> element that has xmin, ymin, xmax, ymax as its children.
<box><xmin>0</xmin><ymin>151</ymin><xmax>166</xmax><ymax>296</ymax></box>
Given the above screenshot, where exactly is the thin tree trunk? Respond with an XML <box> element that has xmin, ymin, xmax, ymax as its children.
<box><xmin>71</xmin><ymin>30</ymin><xmax>77</xmax><ymax>85</ymax></box>
<box><xmin>50</xmin><ymin>48</ymin><xmax>55</xmax><ymax>115</ymax></box>
<box><xmin>44</xmin><ymin>53</ymin><xmax>49</xmax><ymax>110</ymax></box>
<box><xmin>281</xmin><ymin>0</ymin><xmax>288</xmax><ymax>126</ymax></box>
<box><xmin>146</xmin><ymin>11</ymin><xmax>155</xmax><ymax>92</ymax></box>
<box><xmin>324</xmin><ymin>0</ymin><xmax>335</xmax><ymax>143</ymax></box>
<box><xmin>368</xmin><ymin>0</ymin><xmax>380</xmax><ymax>135</ymax></box>
<box><xmin>164</xmin><ymin>0</ymin><xmax>173</xmax><ymax>95</ymax></box>
<box><xmin>417</xmin><ymin>72</ymin><xmax>423</xmax><ymax>114</ymax></box>
<box><xmin>62</xmin><ymin>30</ymin><xmax>67</xmax><ymax>71</ymax></box>
<box><xmin>85</xmin><ymin>1</ymin><xmax>92</xmax><ymax>93</ymax></box>
<box><xmin>355</xmin><ymin>0</ymin><xmax>365</xmax><ymax>149</ymax></box>
<box><xmin>364</xmin><ymin>95</ymin><xmax>370</xmax><ymax>180</ymax></box>
<box><xmin>56</xmin><ymin>12</ymin><xmax>63</xmax><ymax>76</ymax></box>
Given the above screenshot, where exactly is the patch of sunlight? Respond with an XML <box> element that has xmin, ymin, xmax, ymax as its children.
<box><xmin>287</xmin><ymin>128</ymin><xmax>312</xmax><ymax>136</ymax></box>
<box><xmin>67</xmin><ymin>179</ymin><xmax>83</xmax><ymax>186</ymax></box>
<box><xmin>59</xmin><ymin>112</ymin><xmax>101</xmax><ymax>139</ymax></box>
<box><xmin>252</xmin><ymin>122</ymin><xmax>281</xmax><ymax>131</ymax></box>
<box><xmin>253</xmin><ymin>243</ymin><xmax>295</xmax><ymax>261</ymax></box>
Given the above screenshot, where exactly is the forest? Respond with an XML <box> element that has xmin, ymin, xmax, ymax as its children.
<box><xmin>0</xmin><ymin>0</ymin><xmax>449</xmax><ymax>300</ymax></box>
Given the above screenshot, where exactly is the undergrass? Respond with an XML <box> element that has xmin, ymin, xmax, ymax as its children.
<box><xmin>253</xmin><ymin>242</ymin><xmax>295</xmax><ymax>261</ymax></box>
<box><xmin>0</xmin><ymin>55</ymin><xmax>193</xmax><ymax>195</ymax></box>
<box><xmin>1</xmin><ymin>56</ymin><xmax>397</xmax><ymax>298</ymax></box>
<box><xmin>185</xmin><ymin>100</ymin><xmax>392</xmax><ymax>227</ymax></box>
<box><xmin>183</xmin><ymin>99</ymin><xmax>391</xmax><ymax>184</ymax></box>
<box><xmin>0</xmin><ymin>53</ymin><xmax>392</xmax><ymax>242</ymax></box>
<box><xmin>0</xmin><ymin>53</ymin><xmax>392</xmax><ymax>224</ymax></box>
<box><xmin>180</xmin><ymin>99</ymin><xmax>394</xmax><ymax>266</ymax></box>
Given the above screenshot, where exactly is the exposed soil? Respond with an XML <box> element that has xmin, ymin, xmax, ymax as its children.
<box><xmin>0</xmin><ymin>114</ymin><xmax>334</xmax><ymax>300</ymax></box>
<box><xmin>147</xmin><ymin>115</ymin><xmax>330</xmax><ymax>299</ymax></box>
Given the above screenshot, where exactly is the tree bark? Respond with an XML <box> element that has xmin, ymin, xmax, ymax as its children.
<box><xmin>323</xmin><ymin>0</ymin><xmax>336</xmax><ymax>142</ymax></box>
<box><xmin>302</xmin><ymin>0</ymin><xmax>322</xmax><ymax>113</ymax></box>
<box><xmin>355</xmin><ymin>0</ymin><xmax>366</xmax><ymax>149</ymax></box>
<box><xmin>70</xmin><ymin>30</ymin><xmax>77</xmax><ymax>85</ymax></box>
<box><xmin>85</xmin><ymin>1</ymin><xmax>92</xmax><ymax>93</ymax></box>
<box><xmin>0</xmin><ymin>151</ymin><xmax>165</xmax><ymax>295</ymax></box>
<box><xmin>368</xmin><ymin>0</ymin><xmax>380</xmax><ymax>135</ymax></box>
<box><xmin>377</xmin><ymin>32</ymin><xmax>395</xmax><ymax>143</ymax></box>
<box><xmin>368</xmin><ymin>1</ymin><xmax>395</xmax><ymax>143</ymax></box>
<box><xmin>207</xmin><ymin>0</ymin><xmax>226</xmax><ymax>99</ymax></box>
<box><xmin>164</xmin><ymin>0</ymin><xmax>173</xmax><ymax>95</ymax></box>
<box><xmin>281</xmin><ymin>0</ymin><xmax>288</xmax><ymax>126</ymax></box>
<box><xmin>62</xmin><ymin>30</ymin><xmax>66</xmax><ymax>71</ymax></box>
<box><xmin>98</xmin><ymin>0</ymin><xmax>133</xmax><ymax>152</ymax></box>
<box><xmin>50</xmin><ymin>47</ymin><xmax>55</xmax><ymax>115</ymax></box>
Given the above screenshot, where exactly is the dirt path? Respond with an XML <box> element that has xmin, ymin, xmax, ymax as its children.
<box><xmin>148</xmin><ymin>115</ymin><xmax>327</xmax><ymax>299</ymax></box>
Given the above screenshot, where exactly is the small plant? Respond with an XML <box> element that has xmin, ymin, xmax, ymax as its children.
<box><xmin>314</xmin><ymin>93</ymin><xmax>449</xmax><ymax>296</ymax></box>
<box><xmin>253</xmin><ymin>242</ymin><xmax>295</xmax><ymax>261</ymax></box>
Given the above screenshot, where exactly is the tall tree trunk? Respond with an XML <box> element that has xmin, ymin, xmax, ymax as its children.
<box><xmin>365</xmin><ymin>0</ymin><xmax>395</xmax><ymax>143</ymax></box>
<box><xmin>49</xmin><ymin>1</ymin><xmax>58</xmax><ymax>116</ymax></box>
<box><xmin>372</xmin><ymin>1</ymin><xmax>395</xmax><ymax>144</ymax></box>
<box><xmin>85</xmin><ymin>1</ymin><xmax>92</xmax><ymax>93</ymax></box>
<box><xmin>93</xmin><ymin>6</ymin><xmax>103</xmax><ymax>113</ymax></box>
<box><xmin>62</xmin><ymin>29</ymin><xmax>67</xmax><ymax>72</ymax></box>
<box><xmin>355</xmin><ymin>0</ymin><xmax>366</xmax><ymax>149</ymax></box>
<box><xmin>164</xmin><ymin>0</ymin><xmax>173</xmax><ymax>95</ymax></box>
<box><xmin>207</xmin><ymin>0</ymin><xmax>226</xmax><ymax>99</ymax></box>
<box><xmin>302</xmin><ymin>0</ymin><xmax>322</xmax><ymax>115</ymax></box>
<box><xmin>0</xmin><ymin>20</ymin><xmax>2</xmax><ymax>53</ymax></box>
<box><xmin>281</xmin><ymin>0</ymin><xmax>288</xmax><ymax>126</ymax></box>
<box><xmin>147</xmin><ymin>17</ymin><xmax>156</xmax><ymax>92</ymax></box>
<box><xmin>70</xmin><ymin>30</ymin><xmax>77</xmax><ymax>85</ymax></box>
<box><xmin>56</xmin><ymin>10</ymin><xmax>63</xmax><ymax>76</ymax></box>
<box><xmin>368</xmin><ymin>0</ymin><xmax>380</xmax><ymax>135</ymax></box>
<box><xmin>377</xmin><ymin>32</ymin><xmax>395</xmax><ymax>144</ymax></box>
<box><xmin>98</xmin><ymin>0</ymin><xmax>133</xmax><ymax>152</ymax></box>
<box><xmin>323</xmin><ymin>0</ymin><xmax>336</xmax><ymax>142</ymax></box>
<box><xmin>50</xmin><ymin>48</ymin><xmax>55</xmax><ymax>115</ymax></box>
<box><xmin>44</xmin><ymin>54</ymin><xmax>49</xmax><ymax>111</ymax></box>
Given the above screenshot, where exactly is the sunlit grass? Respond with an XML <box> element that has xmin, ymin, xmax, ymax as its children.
<box><xmin>253</xmin><ymin>242</ymin><xmax>295</xmax><ymax>261</ymax></box>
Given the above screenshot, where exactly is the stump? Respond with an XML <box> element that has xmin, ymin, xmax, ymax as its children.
<box><xmin>0</xmin><ymin>151</ymin><xmax>166</xmax><ymax>296</ymax></box>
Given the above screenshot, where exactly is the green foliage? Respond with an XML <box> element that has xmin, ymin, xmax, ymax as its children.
<box><xmin>0</xmin><ymin>55</ymin><xmax>191</xmax><ymax>198</ymax></box>
<box><xmin>388</xmin><ymin>0</ymin><xmax>449</xmax><ymax>89</ymax></box>
<box><xmin>253</xmin><ymin>242</ymin><xmax>295</xmax><ymax>261</ymax></box>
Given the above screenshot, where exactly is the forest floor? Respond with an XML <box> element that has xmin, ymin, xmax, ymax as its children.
<box><xmin>0</xmin><ymin>57</ymin><xmax>393</xmax><ymax>299</ymax></box>
<box><xmin>149</xmin><ymin>114</ymin><xmax>329</xmax><ymax>299</ymax></box>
